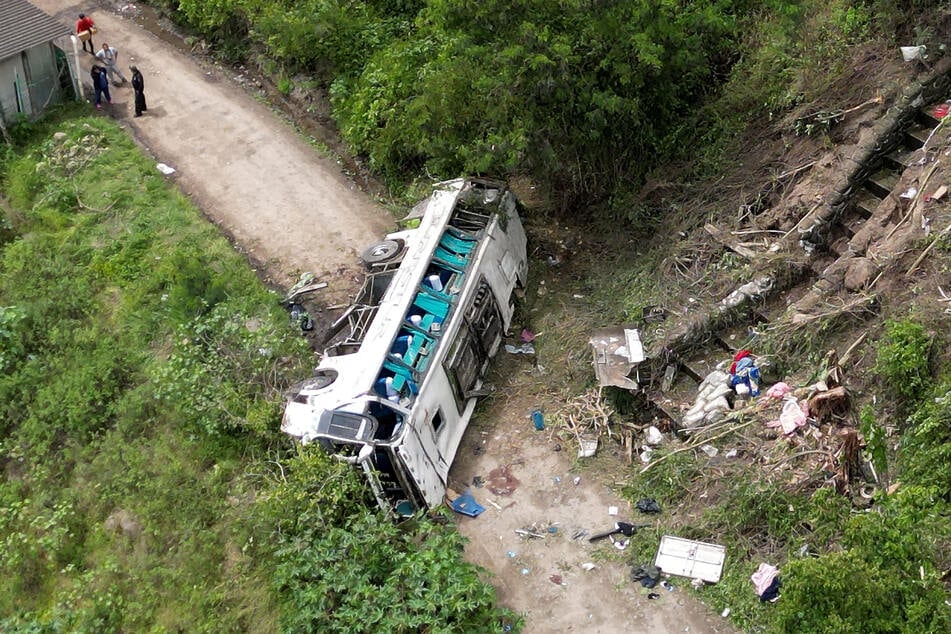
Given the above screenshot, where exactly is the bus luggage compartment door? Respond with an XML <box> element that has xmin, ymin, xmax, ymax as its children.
<box><xmin>395</xmin><ymin>424</ymin><xmax>446</xmax><ymax>508</ymax></box>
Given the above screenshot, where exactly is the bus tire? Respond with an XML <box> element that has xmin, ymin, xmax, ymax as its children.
<box><xmin>360</xmin><ymin>239</ymin><xmax>404</xmax><ymax>268</ymax></box>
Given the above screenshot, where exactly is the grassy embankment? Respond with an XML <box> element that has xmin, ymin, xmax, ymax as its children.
<box><xmin>0</xmin><ymin>109</ymin><xmax>516</xmax><ymax>633</ymax></box>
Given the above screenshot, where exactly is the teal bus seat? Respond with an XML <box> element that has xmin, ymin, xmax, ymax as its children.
<box><xmin>383</xmin><ymin>360</ymin><xmax>417</xmax><ymax>392</ymax></box>
<box><xmin>440</xmin><ymin>232</ymin><xmax>476</xmax><ymax>256</ymax></box>
<box><xmin>434</xmin><ymin>247</ymin><xmax>468</xmax><ymax>269</ymax></box>
<box><xmin>413</xmin><ymin>293</ymin><xmax>450</xmax><ymax>319</ymax></box>
<box><xmin>417</xmin><ymin>283</ymin><xmax>454</xmax><ymax>304</ymax></box>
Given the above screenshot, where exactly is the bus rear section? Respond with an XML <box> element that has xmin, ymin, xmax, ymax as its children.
<box><xmin>281</xmin><ymin>178</ymin><xmax>527</xmax><ymax>516</ymax></box>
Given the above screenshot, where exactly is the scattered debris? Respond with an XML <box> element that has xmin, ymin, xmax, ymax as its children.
<box><xmin>504</xmin><ymin>342</ymin><xmax>535</xmax><ymax>355</ymax></box>
<box><xmin>661</xmin><ymin>363</ymin><xmax>678</xmax><ymax>391</ymax></box>
<box><xmin>630</xmin><ymin>564</ymin><xmax>662</xmax><ymax>588</ymax></box>
<box><xmin>578</xmin><ymin>438</ymin><xmax>599</xmax><ymax>458</ymax></box>
<box><xmin>551</xmin><ymin>388</ymin><xmax>615</xmax><ymax>455</ymax></box>
<box><xmin>768</xmin><ymin>397</ymin><xmax>808</xmax><ymax>435</ymax></box>
<box><xmin>766</xmin><ymin>381</ymin><xmax>792</xmax><ymax>399</ymax></box>
<box><xmin>590</xmin><ymin>326</ymin><xmax>647</xmax><ymax>390</ymax></box>
<box><xmin>700</xmin><ymin>444</ymin><xmax>719</xmax><ymax>457</ymax></box>
<box><xmin>900</xmin><ymin>45</ymin><xmax>927</xmax><ymax>61</ymax></box>
<box><xmin>705</xmin><ymin>223</ymin><xmax>757</xmax><ymax>258</ymax></box>
<box><xmin>581</xmin><ymin>562</ymin><xmax>597</xmax><ymax>572</ymax></box>
<box><xmin>751</xmin><ymin>562</ymin><xmax>782</xmax><ymax>602</ymax></box>
<box><xmin>285</xmin><ymin>271</ymin><xmax>327</xmax><ymax>302</ymax></box>
<box><xmin>549</xmin><ymin>574</ymin><xmax>565</xmax><ymax>586</ymax></box>
<box><xmin>515</xmin><ymin>528</ymin><xmax>546</xmax><ymax>539</ymax></box>
<box><xmin>636</xmin><ymin>498</ymin><xmax>662</xmax><ymax>514</ymax></box>
<box><xmin>645</xmin><ymin>426</ymin><xmax>664</xmax><ymax>445</ymax></box>
<box><xmin>156</xmin><ymin>162</ymin><xmax>176</xmax><ymax>175</ymax></box>
<box><xmin>926</xmin><ymin>184</ymin><xmax>948</xmax><ymax>202</ymax></box>
<box><xmin>449</xmin><ymin>489</ymin><xmax>485</xmax><ymax>517</ymax></box>
<box><xmin>607</xmin><ymin>506</ymin><xmax>619</xmax><ymax>516</ymax></box>
<box><xmin>682</xmin><ymin>369</ymin><xmax>733</xmax><ymax>428</ymax></box>
<box><xmin>589</xmin><ymin>521</ymin><xmax>647</xmax><ymax>542</ymax></box>
<box><xmin>730</xmin><ymin>350</ymin><xmax>761</xmax><ymax>397</ymax></box>
<box><xmin>286</xmin><ymin>302</ymin><xmax>314</xmax><ymax>331</ymax></box>
<box><xmin>532</xmin><ymin>409</ymin><xmax>545</xmax><ymax>431</ymax></box>
<box><xmin>639</xmin><ymin>445</ymin><xmax>653</xmax><ymax>464</ymax></box>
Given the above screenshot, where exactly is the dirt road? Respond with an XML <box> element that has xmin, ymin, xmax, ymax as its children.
<box><xmin>36</xmin><ymin>0</ymin><xmax>392</xmax><ymax>298</ymax></box>
<box><xmin>34</xmin><ymin>2</ymin><xmax>739</xmax><ymax>632</ymax></box>
<box><xmin>449</xmin><ymin>358</ymin><xmax>739</xmax><ymax>634</ymax></box>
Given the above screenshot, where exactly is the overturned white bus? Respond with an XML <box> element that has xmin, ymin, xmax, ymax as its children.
<box><xmin>281</xmin><ymin>178</ymin><xmax>528</xmax><ymax>516</ymax></box>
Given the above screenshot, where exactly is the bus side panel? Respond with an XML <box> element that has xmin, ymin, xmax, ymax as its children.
<box><xmin>421</xmin><ymin>369</ymin><xmax>478</xmax><ymax>474</ymax></box>
<box><xmin>395</xmin><ymin>418</ymin><xmax>446</xmax><ymax>508</ymax></box>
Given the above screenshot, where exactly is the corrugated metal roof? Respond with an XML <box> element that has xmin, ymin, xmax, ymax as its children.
<box><xmin>0</xmin><ymin>0</ymin><xmax>69</xmax><ymax>62</ymax></box>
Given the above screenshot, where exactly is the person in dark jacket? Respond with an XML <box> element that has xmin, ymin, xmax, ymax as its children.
<box><xmin>130</xmin><ymin>66</ymin><xmax>147</xmax><ymax>117</ymax></box>
<box><xmin>90</xmin><ymin>65</ymin><xmax>111</xmax><ymax>109</ymax></box>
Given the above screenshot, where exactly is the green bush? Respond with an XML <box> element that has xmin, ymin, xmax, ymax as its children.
<box><xmin>874</xmin><ymin>319</ymin><xmax>933</xmax><ymax>404</ymax></box>
<box><xmin>771</xmin><ymin>486</ymin><xmax>951</xmax><ymax>633</ymax></box>
<box><xmin>274</xmin><ymin>511</ymin><xmax>518</xmax><ymax>634</ymax></box>
<box><xmin>899</xmin><ymin>378</ymin><xmax>951</xmax><ymax>494</ymax></box>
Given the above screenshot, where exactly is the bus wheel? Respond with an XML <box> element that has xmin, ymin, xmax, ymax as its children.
<box><xmin>361</xmin><ymin>239</ymin><xmax>404</xmax><ymax>268</ymax></box>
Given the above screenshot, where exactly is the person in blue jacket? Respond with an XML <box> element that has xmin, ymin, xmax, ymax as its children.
<box><xmin>90</xmin><ymin>65</ymin><xmax>111</xmax><ymax>109</ymax></box>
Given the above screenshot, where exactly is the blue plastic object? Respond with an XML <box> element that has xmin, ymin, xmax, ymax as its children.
<box><xmin>532</xmin><ymin>409</ymin><xmax>545</xmax><ymax>430</ymax></box>
<box><xmin>451</xmin><ymin>489</ymin><xmax>485</xmax><ymax>517</ymax></box>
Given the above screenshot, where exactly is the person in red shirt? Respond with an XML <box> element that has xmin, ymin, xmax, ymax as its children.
<box><xmin>76</xmin><ymin>13</ymin><xmax>96</xmax><ymax>54</ymax></box>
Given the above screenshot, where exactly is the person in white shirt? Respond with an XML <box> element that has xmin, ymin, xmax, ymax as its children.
<box><xmin>96</xmin><ymin>43</ymin><xmax>127</xmax><ymax>85</ymax></box>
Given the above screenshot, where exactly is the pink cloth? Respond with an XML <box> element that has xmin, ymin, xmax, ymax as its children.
<box><xmin>766</xmin><ymin>398</ymin><xmax>808</xmax><ymax>435</ymax></box>
<box><xmin>751</xmin><ymin>562</ymin><xmax>780</xmax><ymax>596</ymax></box>
<box><xmin>766</xmin><ymin>382</ymin><xmax>792</xmax><ymax>399</ymax></box>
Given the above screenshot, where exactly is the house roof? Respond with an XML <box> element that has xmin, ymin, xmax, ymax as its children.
<box><xmin>0</xmin><ymin>0</ymin><xmax>69</xmax><ymax>62</ymax></box>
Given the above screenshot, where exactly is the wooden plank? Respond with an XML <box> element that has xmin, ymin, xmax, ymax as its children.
<box><xmin>704</xmin><ymin>223</ymin><xmax>757</xmax><ymax>259</ymax></box>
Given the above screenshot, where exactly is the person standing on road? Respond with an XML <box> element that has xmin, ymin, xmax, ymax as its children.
<box><xmin>76</xmin><ymin>13</ymin><xmax>96</xmax><ymax>53</ymax></box>
<box><xmin>96</xmin><ymin>43</ymin><xmax>127</xmax><ymax>86</ymax></box>
<box><xmin>90</xmin><ymin>65</ymin><xmax>111</xmax><ymax>109</ymax></box>
<box><xmin>130</xmin><ymin>66</ymin><xmax>147</xmax><ymax>117</ymax></box>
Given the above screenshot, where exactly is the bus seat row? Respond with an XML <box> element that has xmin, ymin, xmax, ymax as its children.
<box><xmin>375</xmin><ymin>226</ymin><xmax>480</xmax><ymax>405</ymax></box>
<box><xmin>439</xmin><ymin>231</ymin><xmax>476</xmax><ymax>256</ymax></box>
